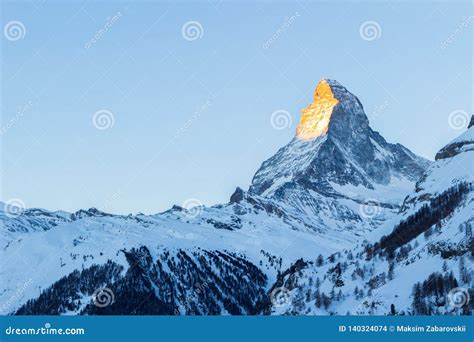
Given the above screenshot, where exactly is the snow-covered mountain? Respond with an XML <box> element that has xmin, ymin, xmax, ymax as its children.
<box><xmin>2</xmin><ymin>80</ymin><xmax>469</xmax><ymax>316</ymax></box>
<box><xmin>268</xmin><ymin>117</ymin><xmax>473</xmax><ymax>315</ymax></box>
<box><xmin>0</xmin><ymin>202</ymin><xmax>71</xmax><ymax>246</ymax></box>
<box><xmin>249</xmin><ymin>79</ymin><xmax>430</xmax><ymax>235</ymax></box>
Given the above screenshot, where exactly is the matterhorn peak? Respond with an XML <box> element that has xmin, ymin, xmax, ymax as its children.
<box><xmin>295</xmin><ymin>79</ymin><xmax>364</xmax><ymax>141</ymax></box>
<box><xmin>250</xmin><ymin>78</ymin><xmax>429</xmax><ymax>203</ymax></box>
<box><xmin>296</xmin><ymin>79</ymin><xmax>339</xmax><ymax>141</ymax></box>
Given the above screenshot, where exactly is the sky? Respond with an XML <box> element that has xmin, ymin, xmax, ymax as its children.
<box><xmin>1</xmin><ymin>0</ymin><xmax>472</xmax><ymax>214</ymax></box>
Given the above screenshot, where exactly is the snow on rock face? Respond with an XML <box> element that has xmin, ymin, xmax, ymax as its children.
<box><xmin>407</xmin><ymin>123</ymin><xmax>474</xmax><ymax>210</ymax></box>
<box><xmin>269</xmin><ymin>124</ymin><xmax>473</xmax><ymax>316</ymax></box>
<box><xmin>251</xmin><ymin>79</ymin><xmax>429</xmax><ymax>199</ymax></box>
<box><xmin>435</xmin><ymin>119</ymin><xmax>474</xmax><ymax>160</ymax></box>
<box><xmin>0</xmin><ymin>203</ymin><xmax>71</xmax><ymax>242</ymax></box>
<box><xmin>249</xmin><ymin>79</ymin><xmax>430</xmax><ymax>235</ymax></box>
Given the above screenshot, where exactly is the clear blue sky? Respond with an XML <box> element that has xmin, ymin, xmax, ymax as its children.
<box><xmin>1</xmin><ymin>0</ymin><xmax>472</xmax><ymax>214</ymax></box>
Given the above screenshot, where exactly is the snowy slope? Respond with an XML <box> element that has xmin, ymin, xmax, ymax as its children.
<box><xmin>0</xmin><ymin>202</ymin><xmax>71</xmax><ymax>246</ymax></box>
<box><xmin>269</xmin><ymin>121</ymin><xmax>473</xmax><ymax>315</ymax></box>
<box><xmin>0</xmin><ymin>200</ymin><xmax>344</xmax><ymax>314</ymax></box>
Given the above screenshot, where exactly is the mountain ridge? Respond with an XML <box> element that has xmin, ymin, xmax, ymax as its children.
<box><xmin>268</xmin><ymin>120</ymin><xmax>473</xmax><ymax>315</ymax></box>
<box><xmin>2</xmin><ymin>80</ymin><xmax>469</xmax><ymax>316</ymax></box>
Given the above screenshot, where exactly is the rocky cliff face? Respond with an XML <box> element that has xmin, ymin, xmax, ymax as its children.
<box><xmin>435</xmin><ymin>115</ymin><xmax>474</xmax><ymax>161</ymax></box>
<box><xmin>250</xmin><ymin>80</ymin><xmax>429</xmax><ymax>199</ymax></box>
<box><xmin>248</xmin><ymin>79</ymin><xmax>430</xmax><ymax>234</ymax></box>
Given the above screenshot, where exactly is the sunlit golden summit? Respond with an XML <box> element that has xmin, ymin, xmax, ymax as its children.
<box><xmin>296</xmin><ymin>79</ymin><xmax>339</xmax><ymax>141</ymax></box>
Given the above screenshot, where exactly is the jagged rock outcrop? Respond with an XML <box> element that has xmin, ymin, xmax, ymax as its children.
<box><xmin>435</xmin><ymin>115</ymin><xmax>474</xmax><ymax>160</ymax></box>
